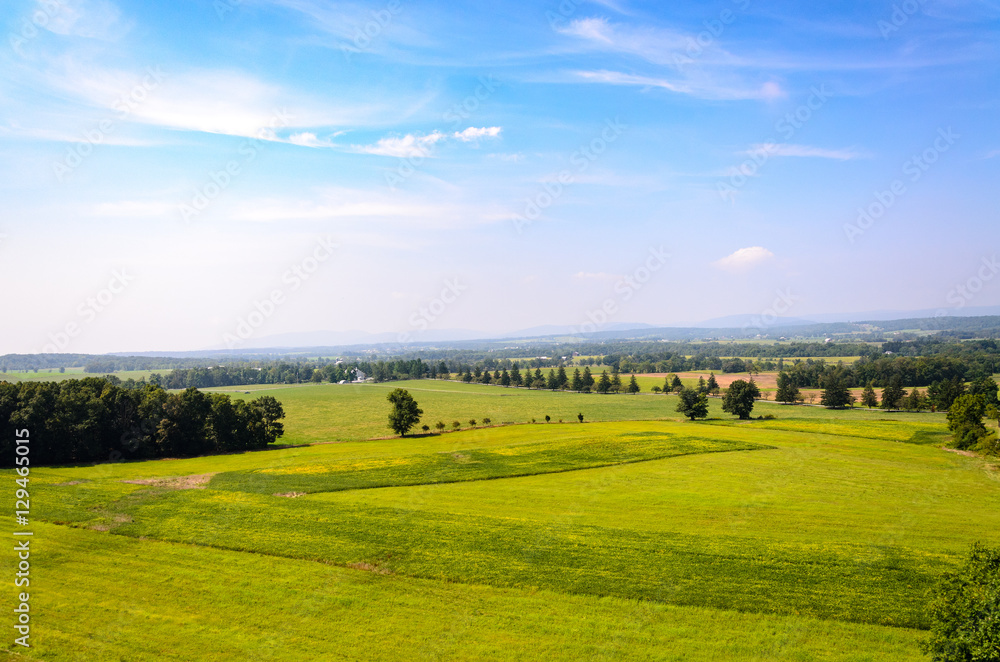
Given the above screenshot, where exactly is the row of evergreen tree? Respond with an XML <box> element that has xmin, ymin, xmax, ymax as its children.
<box><xmin>0</xmin><ymin>378</ymin><xmax>285</xmax><ymax>466</ymax></box>
<box><xmin>774</xmin><ymin>371</ymin><xmax>999</xmax><ymax>412</ymax></box>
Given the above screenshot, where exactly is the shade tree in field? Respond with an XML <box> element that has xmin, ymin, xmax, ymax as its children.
<box><xmin>676</xmin><ymin>387</ymin><xmax>709</xmax><ymax>421</ymax></box>
<box><xmin>722</xmin><ymin>379</ymin><xmax>761</xmax><ymax>420</ymax></box>
<box><xmin>386</xmin><ymin>388</ymin><xmax>423</xmax><ymax>436</ymax></box>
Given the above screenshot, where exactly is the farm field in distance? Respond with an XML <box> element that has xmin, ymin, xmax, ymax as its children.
<box><xmin>0</xmin><ymin>368</ymin><xmax>161</xmax><ymax>383</ymax></box>
<box><xmin>7</xmin><ymin>379</ymin><xmax>999</xmax><ymax>660</ymax></box>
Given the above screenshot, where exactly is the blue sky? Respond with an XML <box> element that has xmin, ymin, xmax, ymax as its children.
<box><xmin>1</xmin><ymin>0</ymin><xmax>998</xmax><ymax>353</ymax></box>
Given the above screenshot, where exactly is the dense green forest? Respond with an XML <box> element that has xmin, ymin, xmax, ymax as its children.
<box><xmin>0</xmin><ymin>378</ymin><xmax>285</xmax><ymax>466</ymax></box>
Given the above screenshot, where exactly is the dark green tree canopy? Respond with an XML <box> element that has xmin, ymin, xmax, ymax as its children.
<box><xmin>923</xmin><ymin>542</ymin><xmax>1000</xmax><ymax>662</ymax></box>
<box><xmin>776</xmin><ymin>372</ymin><xmax>800</xmax><ymax>404</ymax></box>
<box><xmin>676</xmin><ymin>387</ymin><xmax>709</xmax><ymax>421</ymax></box>
<box><xmin>386</xmin><ymin>388</ymin><xmax>423</xmax><ymax>437</ymax></box>
<box><xmin>722</xmin><ymin>379</ymin><xmax>761</xmax><ymax>420</ymax></box>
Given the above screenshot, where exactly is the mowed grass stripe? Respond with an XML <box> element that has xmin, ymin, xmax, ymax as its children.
<box><xmin>5</xmin><ymin>523</ymin><xmax>926</xmax><ymax>661</ymax></box>
<box><xmin>78</xmin><ymin>484</ymin><xmax>946</xmax><ymax>630</ymax></box>
<box><xmin>209</xmin><ymin>431</ymin><xmax>771</xmax><ymax>494</ymax></box>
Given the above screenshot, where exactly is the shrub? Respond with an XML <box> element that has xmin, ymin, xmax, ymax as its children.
<box><xmin>435</xmin><ymin>421</ymin><xmax>445</xmax><ymax>431</ymax></box>
<box><xmin>482</xmin><ymin>417</ymin><xmax>491</xmax><ymax>425</ymax></box>
<box><xmin>452</xmin><ymin>421</ymin><xmax>461</xmax><ymax>429</ymax></box>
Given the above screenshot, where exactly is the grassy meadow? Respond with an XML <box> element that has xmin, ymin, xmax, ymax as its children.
<box><xmin>0</xmin><ymin>368</ymin><xmax>160</xmax><ymax>383</ymax></box>
<box><xmin>5</xmin><ymin>378</ymin><xmax>999</xmax><ymax>660</ymax></box>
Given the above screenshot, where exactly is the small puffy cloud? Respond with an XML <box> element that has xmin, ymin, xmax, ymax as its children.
<box><xmin>355</xmin><ymin>132</ymin><xmax>446</xmax><ymax>157</ymax></box>
<box><xmin>713</xmin><ymin>246</ymin><xmax>774</xmax><ymax>271</ymax></box>
<box><xmin>288</xmin><ymin>132</ymin><xmax>322</xmax><ymax>147</ymax></box>
<box><xmin>453</xmin><ymin>126</ymin><xmax>502</xmax><ymax>142</ymax></box>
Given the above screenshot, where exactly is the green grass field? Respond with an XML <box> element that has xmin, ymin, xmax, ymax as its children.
<box><xmin>0</xmin><ymin>368</ymin><xmax>161</xmax><ymax>383</ymax></box>
<box><xmin>204</xmin><ymin>379</ymin><xmax>945</xmax><ymax>446</ymax></box>
<box><xmin>6</xmin><ymin>380</ymin><xmax>998</xmax><ymax>660</ymax></box>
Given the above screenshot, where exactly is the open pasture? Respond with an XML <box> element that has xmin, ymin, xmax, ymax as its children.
<box><xmin>7</xmin><ymin>381</ymin><xmax>997</xmax><ymax>660</ymax></box>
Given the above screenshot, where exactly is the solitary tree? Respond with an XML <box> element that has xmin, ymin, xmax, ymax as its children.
<box><xmin>387</xmin><ymin>388</ymin><xmax>423</xmax><ymax>436</ymax></box>
<box><xmin>722</xmin><ymin>379</ymin><xmax>761</xmax><ymax>420</ymax></box>
<box><xmin>775</xmin><ymin>372</ymin><xmax>799</xmax><ymax>404</ymax></box>
<box><xmin>577</xmin><ymin>413</ymin><xmax>584</xmax><ymax>423</ymax></box>
<box><xmin>706</xmin><ymin>373</ymin><xmax>720</xmax><ymax>395</ymax></box>
<box><xmin>676</xmin><ymin>387</ymin><xmax>709</xmax><ymax>421</ymax></box>
<box><xmin>627</xmin><ymin>375</ymin><xmax>640</xmax><ymax>394</ymax></box>
<box><xmin>923</xmin><ymin>542</ymin><xmax>1000</xmax><ymax>661</ymax></box>
<box><xmin>861</xmin><ymin>382</ymin><xmax>879</xmax><ymax>409</ymax></box>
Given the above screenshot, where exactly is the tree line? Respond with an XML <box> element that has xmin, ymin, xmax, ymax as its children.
<box><xmin>0</xmin><ymin>378</ymin><xmax>285</xmax><ymax>466</ymax></box>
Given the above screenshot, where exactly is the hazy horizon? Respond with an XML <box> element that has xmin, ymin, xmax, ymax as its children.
<box><xmin>2</xmin><ymin>0</ymin><xmax>998</xmax><ymax>354</ymax></box>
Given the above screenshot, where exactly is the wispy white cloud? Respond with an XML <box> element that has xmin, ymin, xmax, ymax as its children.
<box><xmin>39</xmin><ymin>0</ymin><xmax>129</xmax><ymax>40</ymax></box>
<box><xmin>749</xmin><ymin>143</ymin><xmax>868</xmax><ymax>160</ymax></box>
<box><xmin>353</xmin><ymin>127</ymin><xmax>501</xmax><ymax>157</ymax></box>
<box><xmin>572</xmin><ymin>70</ymin><xmax>785</xmax><ymax>101</ymax></box>
<box><xmin>713</xmin><ymin>247</ymin><xmax>775</xmax><ymax>271</ymax></box>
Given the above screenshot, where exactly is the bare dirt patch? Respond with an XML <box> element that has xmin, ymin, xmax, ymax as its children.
<box><xmin>53</xmin><ymin>480</ymin><xmax>87</xmax><ymax>486</ymax></box>
<box><xmin>274</xmin><ymin>492</ymin><xmax>307</xmax><ymax>498</ymax></box>
<box><xmin>943</xmin><ymin>448</ymin><xmax>977</xmax><ymax>458</ymax></box>
<box><xmin>347</xmin><ymin>561</ymin><xmax>392</xmax><ymax>575</ymax></box>
<box><xmin>121</xmin><ymin>474</ymin><xmax>215</xmax><ymax>490</ymax></box>
<box><xmin>646</xmin><ymin>372</ymin><xmax>779</xmax><ymax>390</ymax></box>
